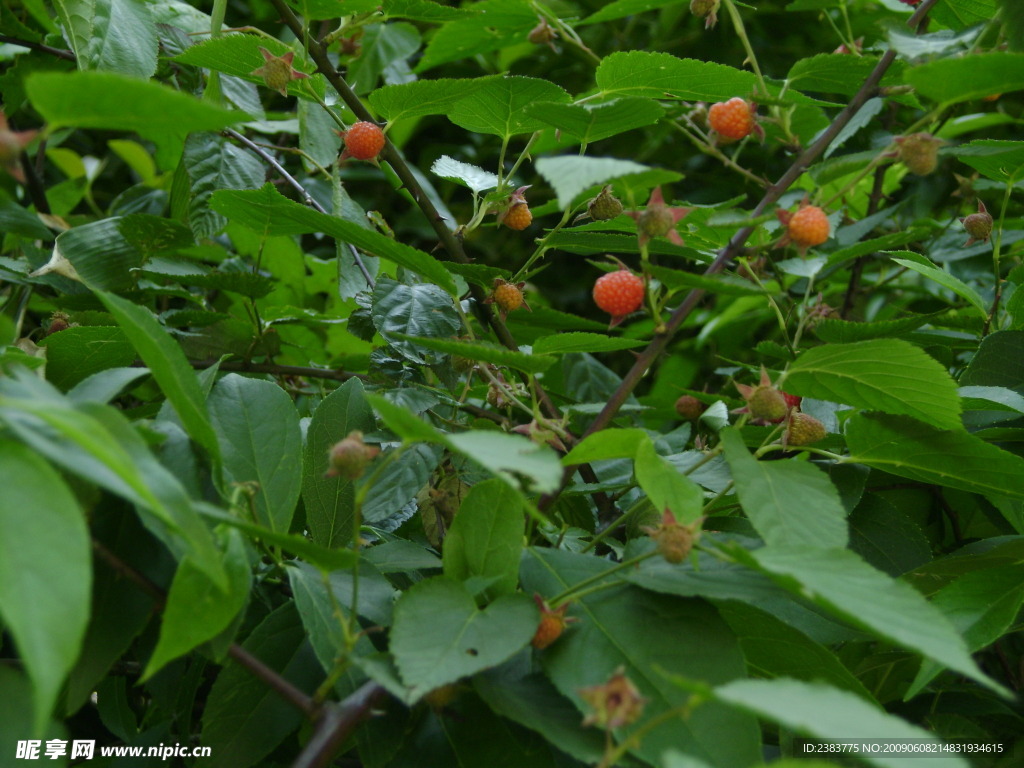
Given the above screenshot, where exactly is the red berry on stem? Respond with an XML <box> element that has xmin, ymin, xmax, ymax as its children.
<box><xmin>593</xmin><ymin>270</ymin><xmax>645</xmax><ymax>324</ymax></box>
<box><xmin>708</xmin><ymin>97</ymin><xmax>756</xmax><ymax>141</ymax></box>
<box><xmin>344</xmin><ymin>121</ymin><xmax>385</xmax><ymax>160</ymax></box>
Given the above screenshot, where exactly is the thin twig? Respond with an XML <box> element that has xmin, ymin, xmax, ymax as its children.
<box><xmin>0</xmin><ymin>35</ymin><xmax>75</xmax><ymax>61</ymax></box>
<box><xmin>290</xmin><ymin>682</ymin><xmax>387</xmax><ymax>768</ymax></box>
<box><xmin>224</xmin><ymin>128</ymin><xmax>375</xmax><ymax>287</ymax></box>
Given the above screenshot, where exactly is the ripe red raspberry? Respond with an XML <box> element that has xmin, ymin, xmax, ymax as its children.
<box><xmin>502</xmin><ymin>202</ymin><xmax>533</xmax><ymax>230</ymax></box>
<box><xmin>708</xmin><ymin>97</ymin><xmax>756</xmax><ymax>141</ymax></box>
<box><xmin>593</xmin><ymin>270</ymin><xmax>644</xmax><ymax>323</ymax></box>
<box><xmin>344</xmin><ymin>121</ymin><xmax>385</xmax><ymax>160</ymax></box>
<box><xmin>787</xmin><ymin>205</ymin><xmax>830</xmax><ymax>249</ymax></box>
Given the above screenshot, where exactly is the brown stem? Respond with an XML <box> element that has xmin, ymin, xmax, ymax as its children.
<box><xmin>289</xmin><ymin>682</ymin><xmax>387</xmax><ymax>768</ymax></box>
<box><xmin>840</xmin><ymin>164</ymin><xmax>888</xmax><ymax>318</ymax></box>
<box><xmin>0</xmin><ymin>35</ymin><xmax>75</xmax><ymax>61</ymax></box>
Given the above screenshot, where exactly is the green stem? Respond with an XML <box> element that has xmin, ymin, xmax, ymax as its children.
<box><xmin>722</xmin><ymin>0</ymin><xmax>768</xmax><ymax>100</ymax></box>
<box><xmin>983</xmin><ymin>182</ymin><xmax>1013</xmax><ymax>335</ymax></box>
<box><xmin>549</xmin><ymin>551</ymin><xmax>656</xmax><ymax>607</ymax></box>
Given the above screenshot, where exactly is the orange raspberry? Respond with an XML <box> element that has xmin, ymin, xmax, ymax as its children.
<box><xmin>593</xmin><ymin>270</ymin><xmax>644</xmax><ymax>322</ymax></box>
<box><xmin>503</xmin><ymin>202</ymin><xmax>533</xmax><ymax>230</ymax></box>
<box><xmin>531</xmin><ymin>595</ymin><xmax>573</xmax><ymax>650</ymax></box>
<box><xmin>787</xmin><ymin>205</ymin><xmax>830</xmax><ymax>249</ymax></box>
<box><xmin>708</xmin><ymin>97</ymin><xmax>756</xmax><ymax>141</ymax></box>
<box><xmin>344</xmin><ymin>121</ymin><xmax>385</xmax><ymax>160</ymax></box>
<box><xmin>493</xmin><ymin>281</ymin><xmax>524</xmax><ymax>314</ymax></box>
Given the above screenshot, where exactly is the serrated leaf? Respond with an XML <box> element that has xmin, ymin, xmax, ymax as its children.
<box><xmin>85</xmin><ymin>0</ymin><xmax>157</xmax><ymax>79</ymax></box>
<box><xmin>55</xmin><ymin>217</ymin><xmax>142</xmax><ymax>291</ymax></box>
<box><xmin>709</xmin><ymin>678</ymin><xmax>967</xmax><ymax>768</ymax></box>
<box><xmin>448</xmin><ymin>76</ymin><xmax>571</xmax><ymax>139</ymax></box>
<box><xmin>415</xmin><ymin>0</ymin><xmax>535</xmax><ymax>72</ymax></box>
<box><xmin>721</xmin><ymin>429</ymin><xmax>848</xmax><ymax>550</ymax></box>
<box><xmin>781</xmin><ymin>339</ymin><xmax>962</xmax><ymax>431</ymax></box>
<box><xmin>430</xmin><ymin>155</ymin><xmax>499</xmax><ymax>194</ymax></box>
<box><xmin>595</xmin><ymin>51</ymin><xmax>758</xmax><ymax>101</ymax></box>
<box><xmin>535</xmin><ymin>156</ymin><xmax>649</xmax><ymax>209</ymax></box>
<box><xmin>173</xmin><ymin>34</ymin><xmax>316</xmax><ymax>97</ymax></box>
<box><xmin>447</xmin><ymin>431</ymin><xmax>563</xmax><ymax>494</ymax></box>
<box><xmin>952</xmin><ymin>139</ymin><xmax>1024</xmax><ymax>183</ymax></box>
<box><xmin>370</xmin><ymin>77</ymin><xmax>493</xmax><ymax>123</ymax></box>
<box><xmin>41</xmin><ymin>326</ymin><xmax>135</xmax><ymax>391</ymax></box>
<box><xmin>523</xmin><ymin>98</ymin><xmax>664</xmax><ymax>144</ymax></box>
<box><xmin>634</xmin><ymin>438</ymin><xmax>704</xmax><ymax>524</ymax></box>
<box><xmin>0</xmin><ymin>442</ymin><xmax>91</xmax><ymax>733</ymax></box>
<box><xmin>390</xmin><ymin>578</ymin><xmax>537</xmax><ymax>700</ymax></box>
<box><xmin>788</xmin><ymin>54</ymin><xmax>903</xmax><ymax>97</ymax></box>
<box><xmin>210</xmin><ymin>185</ymin><xmax>457</xmax><ymax>295</ymax></box>
<box><xmin>383</xmin><ymin>0</ymin><xmax>478</xmax><ymax>21</ymax></box>
<box><xmin>370</xmin><ymin>279</ymin><xmax>460</xmax><ymax>364</ymax></box>
<box><xmin>845</xmin><ymin>412</ymin><xmax>1024</xmax><ymax>500</ymax></box>
<box><xmin>890</xmin><ymin>254</ymin><xmax>988</xmax><ymax>318</ymax></box>
<box><xmin>733</xmin><ymin>546</ymin><xmax>1005</xmax><ymax>698</ymax></box>
<box><xmin>442</xmin><ymin>479</ymin><xmax>523</xmax><ymax>599</ymax></box>
<box><xmin>183</xmin><ymin>133</ymin><xmax>266</xmax><ymax>240</ymax></box>
<box><xmin>393</xmin><ymin>335</ymin><xmax>555</xmax><ymax>374</ymax></box>
<box><xmin>931</xmin><ymin>0</ymin><xmax>998</xmax><ymax>30</ymax></box>
<box><xmin>812</xmin><ymin>312</ymin><xmax>945</xmax><ymax>343</ymax></box>
<box><xmin>532</xmin><ymin>332</ymin><xmax>646</xmax><ymax>355</ymax></box>
<box><xmin>561</xmin><ymin>428</ymin><xmax>650</xmax><ymax>464</ymax></box>
<box><xmin>905</xmin><ymin>52</ymin><xmax>1024</xmax><ymax>104</ymax></box>
<box><xmin>646</xmin><ymin>264</ymin><xmax>762</xmax><ymax>296</ymax></box>
<box><xmin>159</xmin><ymin>271</ymin><xmax>277</xmax><ymax>299</ymax></box>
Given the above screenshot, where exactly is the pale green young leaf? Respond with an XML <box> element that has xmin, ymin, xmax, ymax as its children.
<box><xmin>535</xmin><ymin>156</ymin><xmax>649</xmax><ymax>209</ymax></box>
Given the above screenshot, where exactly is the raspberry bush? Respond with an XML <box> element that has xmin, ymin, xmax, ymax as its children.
<box><xmin>1</xmin><ymin>0</ymin><xmax>1023</xmax><ymax>766</ymax></box>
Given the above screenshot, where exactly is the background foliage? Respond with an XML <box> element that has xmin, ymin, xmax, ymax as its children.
<box><xmin>1</xmin><ymin>0</ymin><xmax>1024</xmax><ymax>766</ymax></box>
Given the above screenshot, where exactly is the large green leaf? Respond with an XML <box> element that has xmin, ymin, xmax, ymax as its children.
<box><xmin>0</xmin><ymin>441</ymin><xmax>91</xmax><ymax>733</ymax></box>
<box><xmin>521</xmin><ymin>548</ymin><xmax>761</xmax><ymax>767</ymax></box>
<box><xmin>97</xmin><ymin>292</ymin><xmax>222</xmax><ymax>468</ymax></box>
<box><xmin>889</xmin><ymin>254</ymin><xmax>988</xmax><ymax>319</ymax></box>
<box><xmin>905</xmin><ymin>52</ymin><xmax>1024</xmax><ymax>104</ymax></box>
<box><xmin>953</xmin><ymin>140</ymin><xmax>1024</xmax><ymax>183</ymax></box>
<box><xmin>443</xmin><ymin>479</ymin><xmax>524</xmax><ymax>599</ymax></box>
<box><xmin>302</xmin><ymin>378</ymin><xmax>376</xmax><ymax>549</ymax></box>
<box><xmin>210</xmin><ymin>185</ymin><xmax>458</xmax><ymax>295</ymax></box>
<box><xmin>532</xmin><ymin>333</ymin><xmax>646</xmax><ymax>355</ymax></box>
<box><xmin>595</xmin><ymin>51</ymin><xmax>758</xmax><ymax>101</ymax></box>
<box><xmin>446</xmin><ymin>431</ymin><xmax>563</xmax><ymax>494</ymax></box>
<box><xmin>392</xmin><ymin>334</ymin><xmax>554</xmax><ymax>374</ymax></box>
<box><xmin>560</xmin><ymin>428</ymin><xmax>649</xmax><ymax>464</ymax></box>
<box><xmin>183</xmin><ymin>133</ymin><xmax>266</xmax><ymax>239</ymax></box>
<box><xmin>25</xmin><ymin>71</ymin><xmax>246</xmax><ymax>167</ymax></box>
<box><xmin>85</xmin><ymin>0</ymin><xmax>157</xmax><ymax>78</ymax></box>
<box><xmin>721</xmin><ymin>429</ymin><xmax>848</xmax><ymax>550</ymax></box>
<box><xmin>845</xmin><ymin>412</ymin><xmax>1024</xmax><ymax>499</ymax></box>
<box><xmin>208</xmin><ymin>374</ymin><xmax>302</xmax><ymax>533</ymax></box>
<box><xmin>780</xmin><ymin>339</ymin><xmax>962</xmax><ymax>430</ymax></box>
<box><xmin>415</xmin><ymin>0</ymin><xmax>535</xmax><ymax>72</ymax></box>
<box><xmin>525</xmin><ymin>98</ymin><xmax>665</xmax><ymax>145</ymax></box>
<box><xmin>143</xmin><ymin>529</ymin><xmax>251</xmax><ymax>679</ymax></box>
<box><xmin>173</xmin><ymin>35</ymin><xmax>316</xmax><ymax>97</ymax></box>
<box><xmin>731</xmin><ymin>545</ymin><xmax>1007</xmax><ymax>697</ymax></box>
<box><xmin>41</xmin><ymin>327</ymin><xmax>135</xmax><ymax>391</ymax></box>
<box><xmin>708</xmin><ymin>678</ymin><xmax>968</xmax><ymax>768</ymax></box>
<box><xmin>201</xmin><ymin>603</ymin><xmax>323</xmax><ymax>768</ymax></box>
<box><xmin>369</xmin><ymin>77</ymin><xmax>494</xmax><ymax>122</ymax></box>
<box><xmin>371</xmin><ymin>281</ymin><xmax>461</xmax><ymax>364</ymax></box>
<box><xmin>389</xmin><ymin>577</ymin><xmax>537</xmax><ymax>701</ymax></box>
<box><xmin>959</xmin><ymin>330</ymin><xmax>1024</xmax><ymax>388</ymax></box>
<box><xmin>447</xmin><ymin>76</ymin><xmax>571</xmax><ymax>139</ymax></box>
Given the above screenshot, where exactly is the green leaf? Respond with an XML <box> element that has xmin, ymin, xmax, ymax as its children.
<box><xmin>208</xmin><ymin>374</ymin><xmax>302</xmax><ymax>533</ymax></box>
<box><xmin>389</xmin><ymin>577</ymin><xmax>537</xmax><ymax>700</ymax></box>
<box><xmin>521</xmin><ymin>548</ymin><xmax>761</xmax><ymax>767</ymax></box>
<box><xmin>953</xmin><ymin>140</ymin><xmax>1024</xmax><ymax>183</ymax></box>
<box><xmin>370</xmin><ymin>77</ymin><xmax>493</xmax><ymax>123</ymax></box>
<box><xmin>0</xmin><ymin>441</ymin><xmax>91</xmax><ymax>733</ymax></box>
<box><xmin>448</xmin><ymin>76</ymin><xmax>571</xmax><ymax>139</ymax></box>
<box><xmin>788</xmin><ymin>54</ymin><xmax>903</xmax><ymax>97</ymax></box>
<box><xmin>0</xmin><ymin>200</ymin><xmax>52</xmax><ymax>239</ymax></box>
<box><xmin>143</xmin><ymin>529</ymin><xmax>251</xmax><ymax>679</ymax></box>
<box><xmin>442</xmin><ymin>479</ymin><xmax>524</xmax><ymax>599</ymax></box>
<box><xmin>173</xmin><ymin>35</ymin><xmax>316</xmax><ymax>96</ymax></box>
<box><xmin>41</xmin><ymin>326</ymin><xmax>135</xmax><ymax>391</ymax></box>
<box><xmin>447</xmin><ymin>430</ymin><xmax>563</xmax><ymax>494</ymax></box>
<box><xmin>847</xmin><ymin>494</ymin><xmax>931</xmax><ymax>577</ymax></box>
<box><xmin>430</xmin><ymin>155</ymin><xmax>499</xmax><ymax>194</ymax></box>
<box><xmin>84</xmin><ymin>0</ymin><xmax>158</xmax><ymax>79</ymax></box>
<box><xmin>717</xmin><ymin>603</ymin><xmax>877</xmax><ymax>702</ymax></box>
<box><xmin>720</xmin><ymin>429</ymin><xmax>848</xmax><ymax>549</ymax></box>
<box><xmin>581</xmin><ymin>0</ymin><xmax>682</xmax><ymax>24</ymax></box>
<box><xmin>734</xmin><ymin>545</ymin><xmax>1007</xmax><ymax>698</ymax></box>
<box><xmin>532</xmin><ymin>332</ymin><xmax>646</xmax><ymax>355</ymax></box>
<box><xmin>392</xmin><ymin>334</ymin><xmax>554</xmax><ymax>374</ymax></box>
<box><xmin>210</xmin><ymin>185</ymin><xmax>458</xmax><ymax>295</ymax></box>
<box><xmin>634</xmin><ymin>438</ymin><xmax>704</xmax><ymax>525</ymax></box>
<box><xmin>415</xmin><ymin>0</ymin><xmax>535</xmax><ymax>72</ymax></box>
<box><xmin>595</xmin><ymin>51</ymin><xmax>758</xmax><ymax>101</ymax></box>
<box><xmin>96</xmin><ymin>292</ymin><xmax>222</xmax><ymax>466</ymax></box>
<box><xmin>183</xmin><ymin>133</ymin><xmax>266</xmax><ymax>239</ymax></box>
<box><xmin>781</xmin><ymin>339</ymin><xmax>963</xmax><ymax>430</ymax></box>
<box><xmin>908</xmin><ymin>565</ymin><xmax>1024</xmax><ymax>697</ymax></box>
<box><xmin>371</xmin><ymin>280</ymin><xmax>461</xmax><ymax>364</ymax></box>
<box><xmin>905</xmin><ymin>52</ymin><xmax>1024</xmax><ymax>104</ymax></box>
<box><xmin>889</xmin><ymin>254</ymin><xmax>988</xmax><ymax>319</ymax></box>
<box><xmin>523</xmin><ymin>98</ymin><xmax>665</xmax><ymax>144</ymax></box>
<box><xmin>383</xmin><ymin>0</ymin><xmax>477</xmax><ymax>21</ymax></box>
<box><xmin>709</xmin><ymin>678</ymin><xmax>968</xmax><ymax>768</ymax></box>
<box><xmin>959</xmin><ymin>330</ymin><xmax>1024</xmax><ymax>388</ymax></box>
<box><xmin>366</xmin><ymin>391</ymin><xmax>446</xmax><ymax>444</ymax></box>
<box><xmin>812</xmin><ymin>312</ymin><xmax>946</xmax><ymax>343</ymax></box>
<box><xmin>845</xmin><ymin>412</ymin><xmax>1024</xmax><ymax>499</ymax></box>
<box><xmin>362</xmin><ymin>442</ymin><xmax>440</xmax><ymax>525</ymax></box>
<box><xmin>646</xmin><ymin>264</ymin><xmax>764</xmax><ymax>296</ymax></box>
<box><xmin>54</xmin><ymin>217</ymin><xmax>142</xmax><ymax>291</ymax></box>
<box><xmin>561</xmin><ymin>428</ymin><xmax>649</xmax><ymax>464</ymax></box>
<box><xmin>201</xmin><ymin>603</ymin><xmax>323</xmax><ymax>767</ymax></box>
<box><xmin>302</xmin><ymin>378</ymin><xmax>376</xmax><ymax>549</ymax></box>
<box><xmin>26</xmin><ymin>71</ymin><xmax>246</xmax><ymax>167</ymax></box>
<box><xmin>931</xmin><ymin>0</ymin><xmax>998</xmax><ymax>30</ymax></box>
<box><xmin>535</xmin><ymin>156</ymin><xmax>650</xmax><ymax>209</ymax></box>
